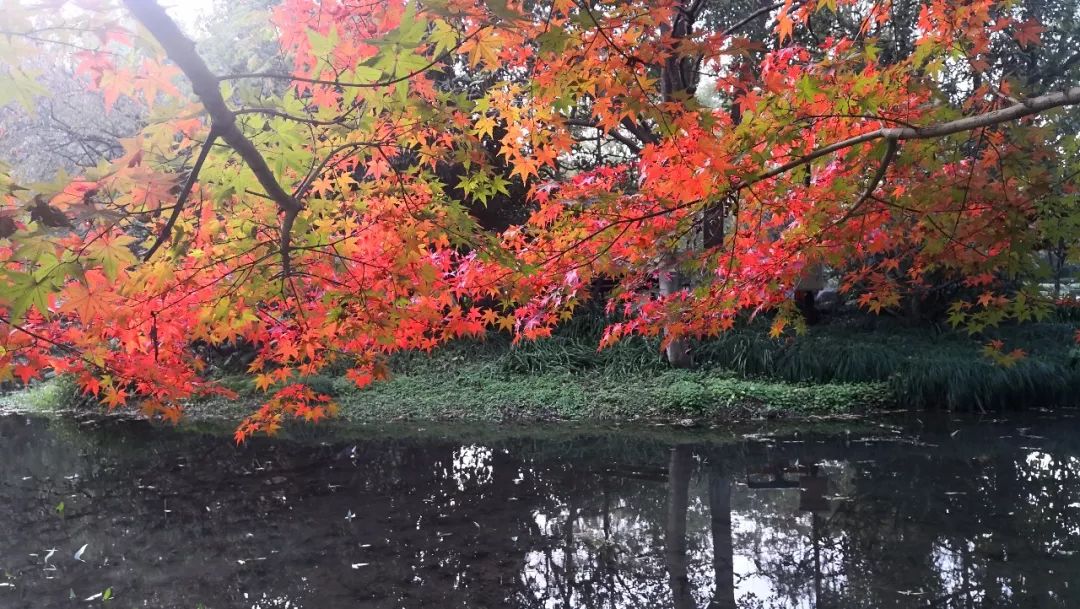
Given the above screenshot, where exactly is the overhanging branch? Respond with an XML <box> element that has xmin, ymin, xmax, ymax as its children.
<box><xmin>755</xmin><ymin>85</ymin><xmax>1080</xmax><ymax>185</ymax></box>
<box><xmin>122</xmin><ymin>0</ymin><xmax>302</xmax><ymax>273</ymax></box>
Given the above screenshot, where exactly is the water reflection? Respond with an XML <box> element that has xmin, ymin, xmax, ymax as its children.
<box><xmin>1</xmin><ymin>414</ymin><xmax>1079</xmax><ymax>608</ymax></box>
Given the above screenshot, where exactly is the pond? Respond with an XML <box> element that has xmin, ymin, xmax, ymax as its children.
<box><xmin>1</xmin><ymin>412</ymin><xmax>1079</xmax><ymax>608</ymax></box>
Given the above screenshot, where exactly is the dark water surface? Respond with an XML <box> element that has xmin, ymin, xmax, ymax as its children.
<box><xmin>2</xmin><ymin>412</ymin><xmax>1080</xmax><ymax>608</ymax></box>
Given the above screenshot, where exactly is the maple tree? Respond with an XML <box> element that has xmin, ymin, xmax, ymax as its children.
<box><xmin>0</xmin><ymin>0</ymin><xmax>1078</xmax><ymax>439</ymax></box>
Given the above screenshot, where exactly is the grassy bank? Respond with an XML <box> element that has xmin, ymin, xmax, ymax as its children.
<box><xmin>247</xmin><ymin>317</ymin><xmax>1080</xmax><ymax>421</ymax></box>
<box><xmin>7</xmin><ymin>316</ymin><xmax>1080</xmax><ymax>425</ymax></box>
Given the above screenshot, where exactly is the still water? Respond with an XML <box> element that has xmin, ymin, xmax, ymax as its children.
<box><xmin>1</xmin><ymin>412</ymin><xmax>1079</xmax><ymax>608</ymax></box>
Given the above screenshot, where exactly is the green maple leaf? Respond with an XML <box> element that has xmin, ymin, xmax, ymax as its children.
<box><xmin>89</xmin><ymin>235</ymin><xmax>137</xmax><ymax>282</ymax></box>
<box><xmin>7</xmin><ymin>271</ymin><xmax>53</xmax><ymax>322</ymax></box>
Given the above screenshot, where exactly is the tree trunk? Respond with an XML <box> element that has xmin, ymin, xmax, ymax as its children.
<box><xmin>658</xmin><ymin>0</ymin><xmax>699</xmax><ymax>369</ymax></box>
<box><xmin>660</xmin><ymin>261</ymin><xmax>694</xmax><ymax>368</ymax></box>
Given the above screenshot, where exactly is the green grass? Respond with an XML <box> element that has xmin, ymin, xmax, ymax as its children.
<box><xmin>332</xmin><ymin>368</ymin><xmax>889</xmax><ymax>422</ymax></box>
<box><xmin>322</xmin><ymin>315</ymin><xmax>1080</xmax><ymax>419</ymax></box>
<box><xmin>0</xmin><ymin>374</ymin><xmax>83</xmax><ymax>413</ymax></box>
<box><xmin>205</xmin><ymin>363</ymin><xmax>887</xmax><ymax>423</ymax></box>
<box><xmin>199</xmin><ymin>324</ymin><xmax>892</xmax><ymax>423</ymax></box>
<box><xmin>8</xmin><ymin>311</ymin><xmax>1078</xmax><ymax>425</ymax></box>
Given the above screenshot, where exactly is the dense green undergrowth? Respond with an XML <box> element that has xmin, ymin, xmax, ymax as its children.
<box><xmin>9</xmin><ymin>313</ymin><xmax>1080</xmax><ymax>423</ymax></box>
<box><xmin>205</xmin><ymin>313</ymin><xmax>1080</xmax><ymax>421</ymax></box>
<box><xmin>692</xmin><ymin>319</ymin><xmax>1080</xmax><ymax>411</ymax></box>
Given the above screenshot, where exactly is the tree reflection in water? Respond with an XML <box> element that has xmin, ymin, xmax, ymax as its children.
<box><xmin>1</xmin><ymin>414</ymin><xmax>1079</xmax><ymax>608</ymax></box>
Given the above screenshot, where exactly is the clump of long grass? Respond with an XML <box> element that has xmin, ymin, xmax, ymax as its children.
<box><xmin>698</xmin><ymin>318</ymin><xmax>1080</xmax><ymax>411</ymax></box>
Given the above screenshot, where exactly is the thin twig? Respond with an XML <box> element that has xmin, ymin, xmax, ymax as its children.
<box><xmin>143</xmin><ymin>129</ymin><xmax>219</xmax><ymax>261</ymax></box>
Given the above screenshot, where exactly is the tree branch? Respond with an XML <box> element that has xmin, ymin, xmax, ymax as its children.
<box><xmin>755</xmin><ymin>85</ymin><xmax>1080</xmax><ymax>185</ymax></box>
<box><xmin>540</xmin><ymin>85</ymin><xmax>1080</xmax><ymax>264</ymax></box>
<box><xmin>0</xmin><ymin>315</ymin><xmax>108</xmax><ymax>375</ymax></box>
<box><xmin>143</xmin><ymin>129</ymin><xmax>218</xmax><ymax>261</ymax></box>
<box><xmin>234</xmin><ymin>107</ymin><xmax>351</xmax><ymax>126</ymax></box>
<box><xmin>122</xmin><ymin>0</ymin><xmax>302</xmax><ymax>274</ymax></box>
<box><xmin>826</xmin><ymin>137</ymin><xmax>898</xmax><ymax>231</ymax></box>
<box><xmin>565</xmin><ymin>117</ymin><xmax>643</xmax><ymax>153</ymax></box>
<box><xmin>721</xmin><ymin>1</ymin><xmax>799</xmax><ymax>37</ymax></box>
